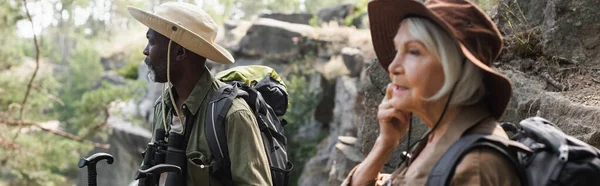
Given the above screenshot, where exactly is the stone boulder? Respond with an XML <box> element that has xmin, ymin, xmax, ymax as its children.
<box><xmin>219</xmin><ymin>20</ymin><xmax>252</xmax><ymax>51</ymax></box>
<box><xmin>76</xmin><ymin>103</ymin><xmax>152</xmax><ymax>186</ymax></box>
<box><xmin>259</xmin><ymin>13</ymin><xmax>314</xmax><ymax>25</ymax></box>
<box><xmin>298</xmin><ymin>75</ymin><xmax>361</xmax><ymax>186</ymax></box>
<box><xmin>100</xmin><ymin>53</ymin><xmax>127</xmax><ymax>71</ymax></box>
<box><xmin>95</xmin><ymin>71</ymin><xmax>126</xmax><ymax>88</ymax></box>
<box><xmin>501</xmin><ymin>68</ymin><xmax>600</xmax><ymax>148</ymax></box>
<box><xmin>341</xmin><ymin>47</ymin><xmax>365</xmax><ymax>77</ymax></box>
<box><xmin>236</xmin><ymin>18</ymin><xmax>316</xmax><ymax>63</ymax></box>
<box><xmin>328</xmin><ymin>136</ymin><xmax>364</xmax><ymax>185</ymax></box>
<box><xmin>317</xmin><ymin>4</ymin><xmax>357</xmax><ymax>25</ymax></box>
<box><xmin>495</xmin><ymin>0</ymin><xmax>600</xmax><ymax>66</ymax></box>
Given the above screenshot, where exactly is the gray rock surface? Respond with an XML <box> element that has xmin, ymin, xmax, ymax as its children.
<box><xmin>495</xmin><ymin>0</ymin><xmax>600</xmax><ymax>66</ymax></box>
<box><xmin>236</xmin><ymin>18</ymin><xmax>315</xmax><ymax>63</ymax></box>
<box><xmin>259</xmin><ymin>13</ymin><xmax>314</xmax><ymax>25</ymax></box>
<box><xmin>328</xmin><ymin>136</ymin><xmax>363</xmax><ymax>185</ymax></box>
<box><xmin>298</xmin><ymin>76</ymin><xmax>361</xmax><ymax>186</ymax></box>
<box><xmin>317</xmin><ymin>4</ymin><xmax>356</xmax><ymax>25</ymax></box>
<box><xmin>137</xmin><ymin>62</ymin><xmax>162</xmax><ymax>126</ymax></box>
<box><xmin>76</xmin><ymin>105</ymin><xmax>151</xmax><ymax>186</ymax></box>
<box><xmin>501</xmin><ymin>68</ymin><xmax>600</xmax><ymax>148</ymax></box>
<box><xmin>341</xmin><ymin>47</ymin><xmax>365</xmax><ymax>77</ymax></box>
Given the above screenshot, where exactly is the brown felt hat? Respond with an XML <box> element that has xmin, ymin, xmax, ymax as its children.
<box><xmin>368</xmin><ymin>0</ymin><xmax>511</xmax><ymax>119</ymax></box>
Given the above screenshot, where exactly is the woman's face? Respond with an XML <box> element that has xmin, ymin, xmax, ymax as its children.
<box><xmin>387</xmin><ymin>20</ymin><xmax>446</xmax><ymax>113</ymax></box>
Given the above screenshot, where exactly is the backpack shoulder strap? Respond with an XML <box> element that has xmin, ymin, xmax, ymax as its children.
<box><xmin>426</xmin><ymin>134</ymin><xmax>529</xmax><ymax>186</ymax></box>
<box><xmin>205</xmin><ymin>84</ymin><xmax>238</xmax><ymax>186</ymax></box>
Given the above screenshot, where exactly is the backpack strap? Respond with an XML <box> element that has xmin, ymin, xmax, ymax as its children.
<box><xmin>205</xmin><ymin>84</ymin><xmax>238</xmax><ymax>186</ymax></box>
<box><xmin>426</xmin><ymin>134</ymin><xmax>529</xmax><ymax>186</ymax></box>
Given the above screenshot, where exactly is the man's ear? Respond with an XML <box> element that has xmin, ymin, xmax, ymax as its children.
<box><xmin>175</xmin><ymin>45</ymin><xmax>186</xmax><ymax>61</ymax></box>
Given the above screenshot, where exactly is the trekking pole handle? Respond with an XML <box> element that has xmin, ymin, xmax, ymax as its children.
<box><xmin>78</xmin><ymin>152</ymin><xmax>114</xmax><ymax>186</ymax></box>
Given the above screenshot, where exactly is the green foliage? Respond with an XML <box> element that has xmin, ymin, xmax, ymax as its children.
<box><xmin>0</xmin><ymin>132</ymin><xmax>92</xmax><ymax>186</ymax></box>
<box><xmin>304</xmin><ymin>0</ymin><xmax>347</xmax><ymax>14</ymax></box>
<box><xmin>309</xmin><ymin>14</ymin><xmax>319</xmax><ymax>27</ymax></box>
<box><xmin>117</xmin><ymin>61</ymin><xmax>140</xmax><ymax>80</ymax></box>
<box><xmin>0</xmin><ymin>1</ymin><xmax>147</xmax><ymax>185</ymax></box>
<box><xmin>73</xmin><ymin>80</ymin><xmax>145</xmax><ymax>138</ymax></box>
<box><xmin>473</xmin><ymin>0</ymin><xmax>500</xmax><ymax>13</ymax></box>
<box><xmin>0</xmin><ymin>1</ymin><xmax>25</xmax><ymax>70</ymax></box>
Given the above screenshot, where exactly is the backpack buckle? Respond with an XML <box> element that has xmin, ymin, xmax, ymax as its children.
<box><xmin>558</xmin><ymin>144</ymin><xmax>569</xmax><ymax>162</ymax></box>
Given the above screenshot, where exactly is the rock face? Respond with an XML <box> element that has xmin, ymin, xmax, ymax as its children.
<box><xmin>341</xmin><ymin>47</ymin><xmax>365</xmax><ymax>77</ymax></box>
<box><xmin>495</xmin><ymin>0</ymin><xmax>600</xmax><ymax>66</ymax></box>
<box><xmin>501</xmin><ymin>68</ymin><xmax>600</xmax><ymax>148</ymax></box>
<box><xmin>494</xmin><ymin>0</ymin><xmax>600</xmax><ymax>149</ymax></box>
<box><xmin>76</xmin><ymin>104</ymin><xmax>152</xmax><ymax>186</ymax></box>
<box><xmin>317</xmin><ymin>4</ymin><xmax>357</xmax><ymax>25</ymax></box>
<box><xmin>236</xmin><ymin>18</ymin><xmax>315</xmax><ymax>63</ymax></box>
<box><xmin>137</xmin><ymin>61</ymin><xmax>163</xmax><ymax>126</ymax></box>
<box><xmin>219</xmin><ymin>21</ymin><xmax>252</xmax><ymax>52</ymax></box>
<box><xmin>299</xmin><ymin>75</ymin><xmax>362</xmax><ymax>186</ymax></box>
<box><xmin>259</xmin><ymin>13</ymin><xmax>314</xmax><ymax>25</ymax></box>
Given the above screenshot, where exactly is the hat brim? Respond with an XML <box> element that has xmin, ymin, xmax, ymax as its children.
<box><xmin>127</xmin><ymin>6</ymin><xmax>234</xmax><ymax>64</ymax></box>
<box><xmin>368</xmin><ymin>0</ymin><xmax>512</xmax><ymax>119</ymax></box>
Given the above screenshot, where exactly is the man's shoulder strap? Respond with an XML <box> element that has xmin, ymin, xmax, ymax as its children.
<box><xmin>203</xmin><ymin>83</ymin><xmax>240</xmax><ymax>186</ymax></box>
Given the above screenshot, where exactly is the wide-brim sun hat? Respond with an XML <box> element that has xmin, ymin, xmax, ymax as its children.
<box><xmin>127</xmin><ymin>2</ymin><xmax>234</xmax><ymax>64</ymax></box>
<box><xmin>368</xmin><ymin>0</ymin><xmax>511</xmax><ymax>119</ymax></box>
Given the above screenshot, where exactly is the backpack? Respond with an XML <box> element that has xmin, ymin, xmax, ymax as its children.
<box><xmin>426</xmin><ymin>117</ymin><xmax>600</xmax><ymax>186</ymax></box>
<box><xmin>205</xmin><ymin>65</ymin><xmax>293</xmax><ymax>186</ymax></box>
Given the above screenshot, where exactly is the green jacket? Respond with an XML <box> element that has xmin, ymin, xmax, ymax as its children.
<box><xmin>150</xmin><ymin>67</ymin><xmax>273</xmax><ymax>186</ymax></box>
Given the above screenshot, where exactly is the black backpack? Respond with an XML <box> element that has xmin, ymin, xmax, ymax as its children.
<box><xmin>205</xmin><ymin>66</ymin><xmax>293</xmax><ymax>186</ymax></box>
<box><xmin>426</xmin><ymin>117</ymin><xmax>600</xmax><ymax>186</ymax></box>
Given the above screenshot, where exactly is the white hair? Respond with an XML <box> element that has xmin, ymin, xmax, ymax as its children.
<box><xmin>404</xmin><ymin>17</ymin><xmax>485</xmax><ymax>105</ymax></box>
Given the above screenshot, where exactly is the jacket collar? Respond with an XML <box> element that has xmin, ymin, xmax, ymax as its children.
<box><xmin>163</xmin><ymin>66</ymin><xmax>214</xmax><ymax>116</ymax></box>
<box><xmin>183</xmin><ymin>66</ymin><xmax>214</xmax><ymax>115</ymax></box>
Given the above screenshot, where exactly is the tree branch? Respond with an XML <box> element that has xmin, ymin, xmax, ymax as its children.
<box><xmin>15</xmin><ymin>0</ymin><xmax>42</xmax><ymax>140</ymax></box>
<box><xmin>31</xmin><ymin>83</ymin><xmax>65</xmax><ymax>106</ymax></box>
<box><xmin>1</xmin><ymin>119</ymin><xmax>110</xmax><ymax>149</ymax></box>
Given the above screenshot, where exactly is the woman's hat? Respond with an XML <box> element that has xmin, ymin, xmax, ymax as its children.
<box><xmin>128</xmin><ymin>2</ymin><xmax>234</xmax><ymax>64</ymax></box>
<box><xmin>368</xmin><ymin>0</ymin><xmax>511</xmax><ymax>119</ymax></box>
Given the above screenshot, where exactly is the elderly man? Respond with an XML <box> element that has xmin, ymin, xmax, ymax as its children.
<box><xmin>128</xmin><ymin>2</ymin><xmax>272</xmax><ymax>186</ymax></box>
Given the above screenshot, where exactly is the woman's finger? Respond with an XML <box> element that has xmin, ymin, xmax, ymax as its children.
<box><xmin>384</xmin><ymin>83</ymin><xmax>393</xmax><ymax>101</ymax></box>
<box><xmin>378</xmin><ymin>108</ymin><xmax>407</xmax><ymax>124</ymax></box>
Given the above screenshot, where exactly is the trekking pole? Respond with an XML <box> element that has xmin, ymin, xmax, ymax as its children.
<box><xmin>78</xmin><ymin>152</ymin><xmax>114</xmax><ymax>186</ymax></box>
<box><xmin>135</xmin><ymin>164</ymin><xmax>182</xmax><ymax>186</ymax></box>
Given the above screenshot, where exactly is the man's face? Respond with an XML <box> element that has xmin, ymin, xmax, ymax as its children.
<box><xmin>143</xmin><ymin>29</ymin><xmax>171</xmax><ymax>83</ymax></box>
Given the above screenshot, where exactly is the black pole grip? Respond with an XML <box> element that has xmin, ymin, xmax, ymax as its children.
<box><xmin>78</xmin><ymin>152</ymin><xmax>114</xmax><ymax>186</ymax></box>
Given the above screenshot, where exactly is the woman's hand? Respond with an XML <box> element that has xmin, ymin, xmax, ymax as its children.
<box><xmin>377</xmin><ymin>83</ymin><xmax>411</xmax><ymax>146</ymax></box>
<box><xmin>349</xmin><ymin>84</ymin><xmax>412</xmax><ymax>186</ymax></box>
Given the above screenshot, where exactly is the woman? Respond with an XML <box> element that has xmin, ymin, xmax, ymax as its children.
<box><xmin>343</xmin><ymin>0</ymin><xmax>521</xmax><ymax>185</ymax></box>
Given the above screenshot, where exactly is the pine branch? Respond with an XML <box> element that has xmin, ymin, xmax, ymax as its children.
<box><xmin>14</xmin><ymin>0</ymin><xmax>41</xmax><ymax>140</ymax></box>
<box><xmin>31</xmin><ymin>83</ymin><xmax>65</xmax><ymax>106</ymax></box>
<box><xmin>0</xmin><ymin>119</ymin><xmax>110</xmax><ymax>149</ymax></box>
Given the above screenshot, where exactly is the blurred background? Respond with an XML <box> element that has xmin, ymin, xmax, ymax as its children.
<box><xmin>1</xmin><ymin>0</ymin><xmax>599</xmax><ymax>185</ymax></box>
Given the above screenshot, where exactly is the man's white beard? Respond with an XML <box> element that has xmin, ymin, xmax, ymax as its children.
<box><xmin>147</xmin><ymin>68</ymin><xmax>156</xmax><ymax>82</ymax></box>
